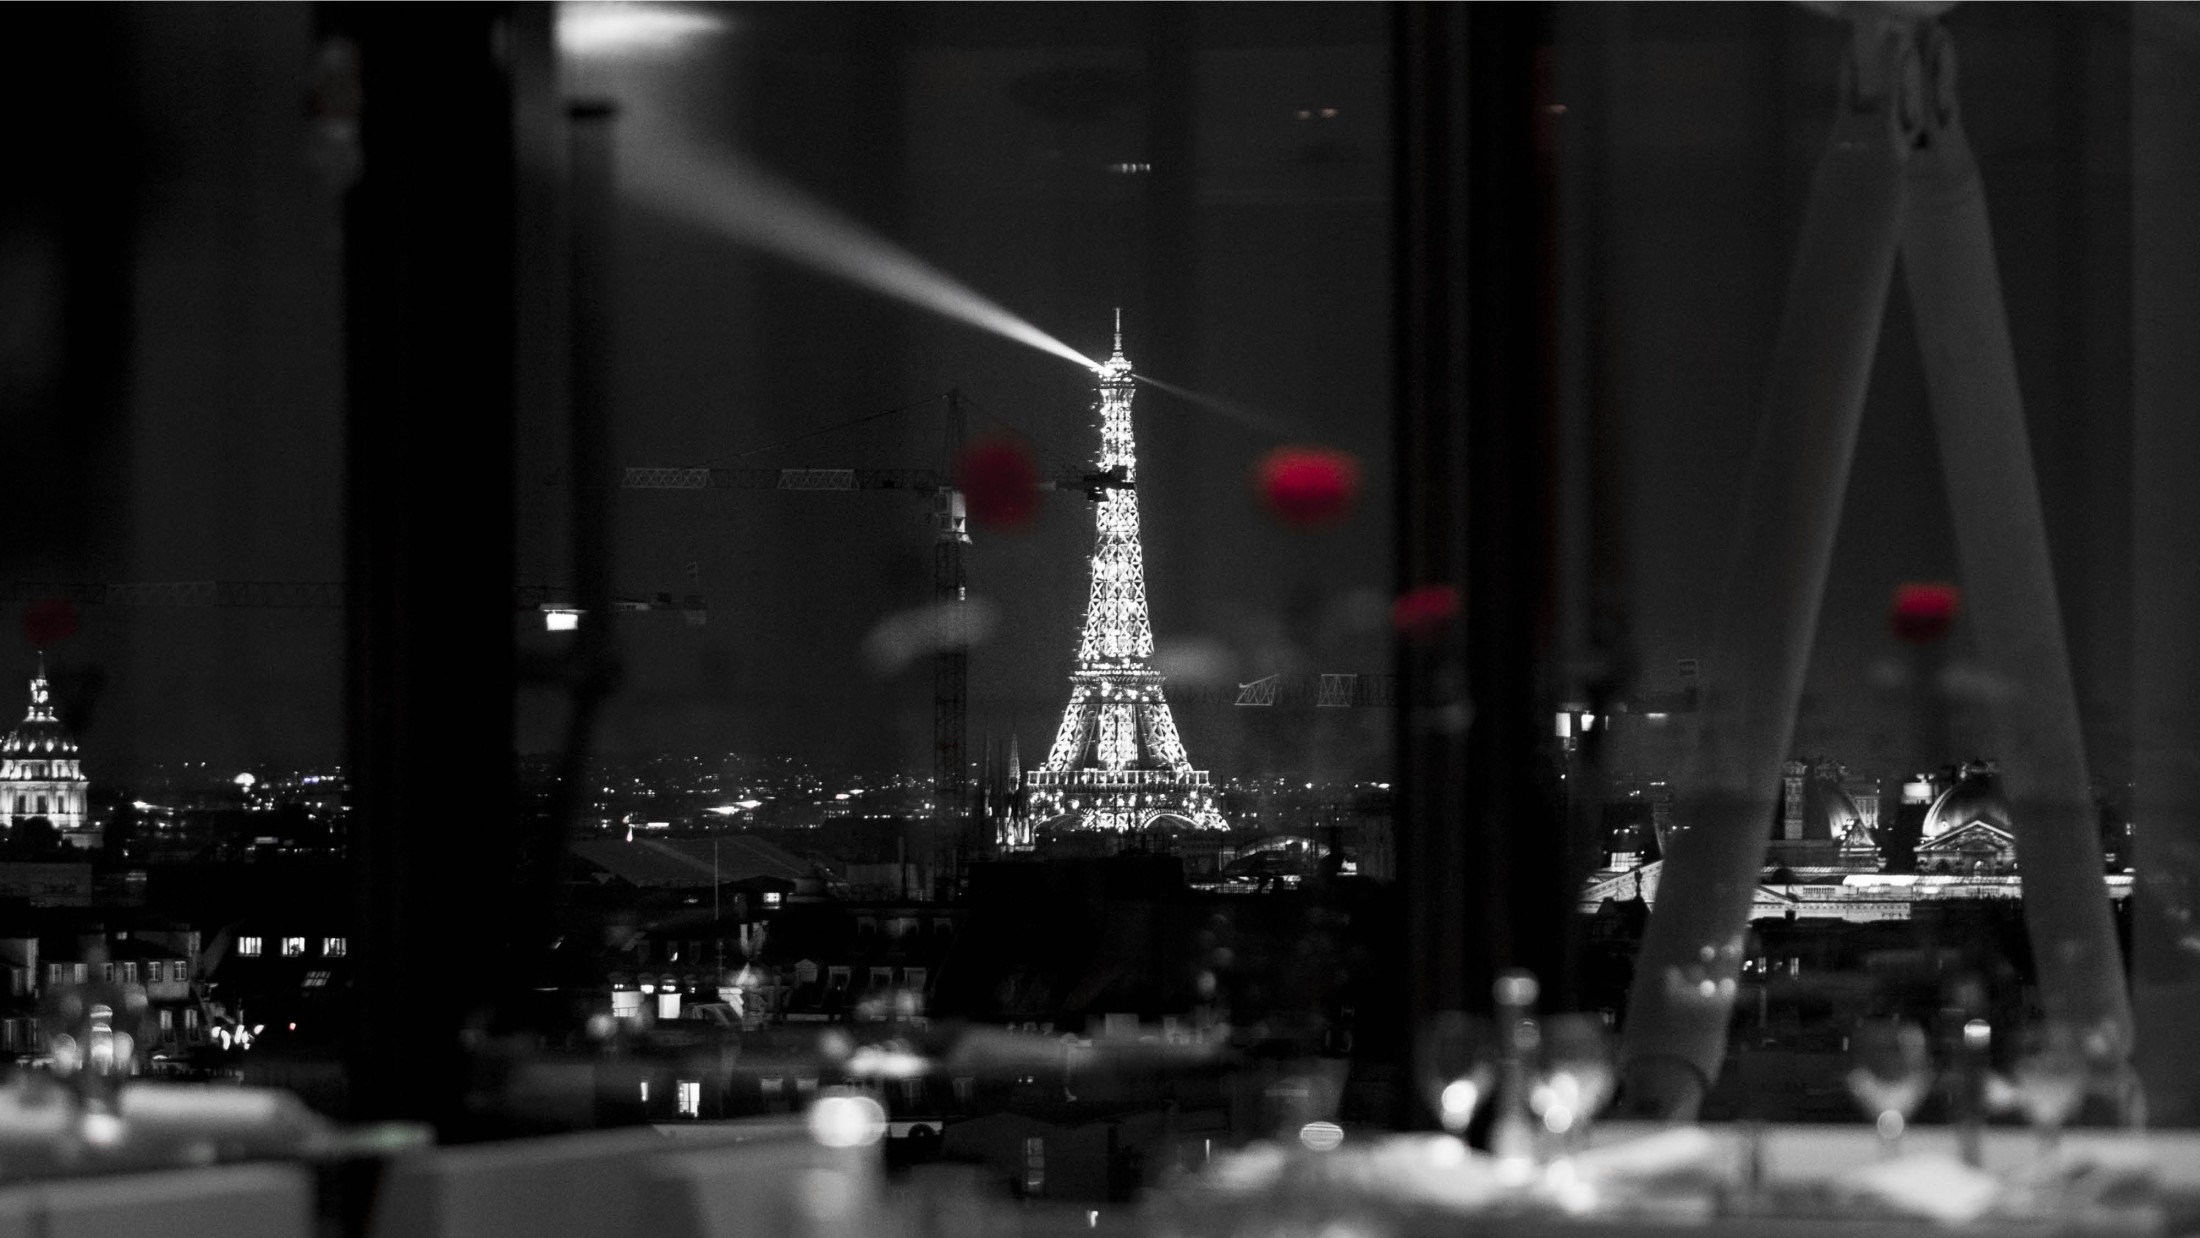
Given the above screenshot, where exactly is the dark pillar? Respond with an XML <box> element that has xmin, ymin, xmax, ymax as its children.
<box><xmin>337</xmin><ymin>3</ymin><xmax>526</xmax><ymax>1132</ymax></box>
<box><xmin>2132</xmin><ymin>12</ymin><xmax>2200</xmax><ymax>1127</ymax></box>
<box><xmin>1394</xmin><ymin>2</ymin><xmax>1567</xmax><ymax>1125</ymax></box>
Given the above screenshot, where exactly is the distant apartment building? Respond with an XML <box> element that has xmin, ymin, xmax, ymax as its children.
<box><xmin>0</xmin><ymin>906</ymin><xmax>209</xmax><ymax>1066</ymax></box>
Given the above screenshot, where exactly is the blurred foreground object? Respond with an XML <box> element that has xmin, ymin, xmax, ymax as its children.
<box><xmin>1255</xmin><ymin>446</ymin><xmax>1362</xmax><ymax>530</ymax></box>
<box><xmin>1161</xmin><ymin>1121</ymin><xmax>2173</xmax><ymax>1234</ymax></box>
<box><xmin>20</xmin><ymin>599</ymin><xmax>77</xmax><ymax>649</ymax></box>
<box><xmin>957</xmin><ymin>437</ymin><xmax>1042</xmax><ymax>532</ymax></box>
<box><xmin>1889</xmin><ymin>582</ymin><xmax>1961</xmax><ymax>645</ymax></box>
<box><xmin>1619</xmin><ymin>10</ymin><xmax>2130</xmax><ymax>1118</ymax></box>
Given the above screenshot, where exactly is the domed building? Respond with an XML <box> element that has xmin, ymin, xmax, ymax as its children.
<box><xmin>1915</xmin><ymin>759</ymin><xmax>2017</xmax><ymax>875</ymax></box>
<box><xmin>1</xmin><ymin>656</ymin><xmax>88</xmax><ymax>837</ymax></box>
<box><xmin>1768</xmin><ymin>757</ymin><xmax>1882</xmax><ymax>870</ymax></box>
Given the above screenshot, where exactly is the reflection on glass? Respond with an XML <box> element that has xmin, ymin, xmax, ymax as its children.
<box><xmin>2011</xmin><ymin>1021</ymin><xmax>2087</xmax><ymax>1162</ymax></box>
<box><xmin>1415</xmin><ymin>1012</ymin><xmax>1496</xmax><ymax>1137</ymax></box>
<box><xmin>1490</xmin><ymin>970</ymin><xmax>1542</xmax><ymax>1176</ymax></box>
<box><xmin>1530</xmin><ymin>1014</ymin><xmax>1615</xmax><ymax>1150</ymax></box>
<box><xmin>1845</xmin><ymin>1018</ymin><xmax>1932</xmax><ymax>1157</ymax></box>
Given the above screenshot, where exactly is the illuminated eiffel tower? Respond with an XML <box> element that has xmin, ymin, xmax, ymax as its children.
<box><xmin>1023</xmin><ymin>314</ymin><xmax>1227</xmax><ymax>838</ymax></box>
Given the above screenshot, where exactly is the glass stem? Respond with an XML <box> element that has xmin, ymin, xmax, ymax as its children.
<box><xmin>1877</xmin><ymin>1110</ymin><xmax>1906</xmax><ymax>1161</ymax></box>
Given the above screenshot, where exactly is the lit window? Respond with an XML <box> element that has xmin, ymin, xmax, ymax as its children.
<box><xmin>158</xmin><ymin>1009</ymin><xmax>174</xmax><ymax>1031</ymax></box>
<box><xmin>639</xmin><ymin>1081</ymin><xmax>650</xmax><ymax>1104</ymax></box>
<box><xmin>323</xmin><ymin>937</ymin><xmax>347</xmax><ymax>957</ymax></box>
<box><xmin>281</xmin><ymin>937</ymin><xmax>305</xmax><ymax>957</ymax></box>
<box><xmin>121</xmin><ymin>963</ymin><xmax>137</xmax><ymax>985</ymax></box>
<box><xmin>1024</xmin><ymin>1136</ymin><xmax>1046</xmax><ymax>1194</ymax></box>
<box><xmin>763</xmin><ymin>892</ymin><xmax>781</xmax><ymax>906</ymax></box>
<box><xmin>303</xmin><ymin>969</ymin><xmax>331</xmax><ymax>989</ymax></box>
<box><xmin>238</xmin><ymin>937</ymin><xmax>262</xmax><ymax>957</ymax></box>
<box><xmin>677</xmin><ymin>1079</ymin><xmax>702</xmax><ymax>1117</ymax></box>
<box><xmin>184</xmin><ymin>1007</ymin><xmax>198</xmax><ymax>1029</ymax></box>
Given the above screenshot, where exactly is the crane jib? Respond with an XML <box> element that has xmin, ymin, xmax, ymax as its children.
<box><xmin>776</xmin><ymin>469</ymin><xmax>856</xmax><ymax>491</ymax></box>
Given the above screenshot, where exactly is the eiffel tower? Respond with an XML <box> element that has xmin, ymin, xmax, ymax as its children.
<box><xmin>1023</xmin><ymin>314</ymin><xmax>1227</xmax><ymax>837</ymax></box>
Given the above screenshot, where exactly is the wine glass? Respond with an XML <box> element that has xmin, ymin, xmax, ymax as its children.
<box><xmin>1846</xmin><ymin>1018</ymin><xmax>1932</xmax><ymax>1157</ymax></box>
<box><xmin>1258</xmin><ymin>1061</ymin><xmax>1348</xmax><ymax>1146</ymax></box>
<box><xmin>1526</xmin><ymin>1014</ymin><xmax>1615</xmax><ymax>1212</ymax></box>
<box><xmin>1531</xmin><ymin>1015</ymin><xmax>1617</xmax><ymax>1147</ymax></box>
<box><xmin>2010</xmin><ymin>1022</ymin><xmax>2087</xmax><ymax>1163</ymax></box>
<box><xmin>1416</xmin><ymin>1012</ymin><xmax>1497</xmax><ymax>1138</ymax></box>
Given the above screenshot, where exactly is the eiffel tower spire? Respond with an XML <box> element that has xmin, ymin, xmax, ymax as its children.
<box><xmin>1027</xmin><ymin>315</ymin><xmax>1226</xmax><ymax>837</ymax></box>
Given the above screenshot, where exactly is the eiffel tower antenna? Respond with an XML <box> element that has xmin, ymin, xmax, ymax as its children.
<box><xmin>1023</xmin><ymin>313</ymin><xmax>1227</xmax><ymax>840</ymax></box>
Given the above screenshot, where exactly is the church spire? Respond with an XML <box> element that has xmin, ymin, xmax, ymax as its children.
<box><xmin>26</xmin><ymin>654</ymin><xmax>50</xmax><ymax>720</ymax></box>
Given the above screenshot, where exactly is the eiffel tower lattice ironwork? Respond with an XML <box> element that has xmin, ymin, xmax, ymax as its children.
<box><xmin>1024</xmin><ymin>314</ymin><xmax>1227</xmax><ymax>837</ymax></box>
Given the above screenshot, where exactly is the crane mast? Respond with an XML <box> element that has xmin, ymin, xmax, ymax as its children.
<box><xmin>934</xmin><ymin>390</ymin><xmax>969</xmax><ymax>885</ymax></box>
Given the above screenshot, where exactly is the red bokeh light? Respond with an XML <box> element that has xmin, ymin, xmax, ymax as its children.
<box><xmin>1255</xmin><ymin>446</ymin><xmax>1361</xmax><ymax>530</ymax></box>
<box><xmin>1393</xmin><ymin>584</ymin><xmax>1462</xmax><ymax>644</ymax></box>
<box><xmin>1890</xmin><ymin>582</ymin><xmax>1960</xmax><ymax>645</ymax></box>
<box><xmin>957</xmin><ymin>436</ymin><xmax>1042</xmax><ymax>531</ymax></box>
<box><xmin>22</xmin><ymin>598</ymin><xmax>78</xmax><ymax>649</ymax></box>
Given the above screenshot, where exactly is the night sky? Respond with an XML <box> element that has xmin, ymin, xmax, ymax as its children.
<box><xmin>0</xmin><ymin>4</ymin><xmax>2146</xmax><ymax>797</ymax></box>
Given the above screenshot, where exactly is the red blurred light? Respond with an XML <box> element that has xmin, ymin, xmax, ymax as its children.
<box><xmin>1256</xmin><ymin>446</ymin><xmax>1361</xmax><ymax>530</ymax></box>
<box><xmin>1890</xmin><ymin>582</ymin><xmax>1960</xmax><ymax>644</ymax></box>
<box><xmin>1393</xmin><ymin>584</ymin><xmax>1462</xmax><ymax>644</ymax></box>
<box><xmin>958</xmin><ymin>437</ymin><xmax>1041</xmax><ymax>531</ymax></box>
<box><xmin>23</xmin><ymin>599</ymin><xmax>78</xmax><ymax>649</ymax></box>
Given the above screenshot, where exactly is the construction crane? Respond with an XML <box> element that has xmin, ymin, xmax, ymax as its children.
<box><xmin>5</xmin><ymin>581</ymin><xmax>706</xmax><ymax>625</ymax></box>
<box><xmin>623</xmin><ymin>387</ymin><xmax>1129</xmax><ymax>865</ymax></box>
<box><xmin>1222</xmin><ymin>673</ymin><xmax>1398</xmax><ymax>709</ymax></box>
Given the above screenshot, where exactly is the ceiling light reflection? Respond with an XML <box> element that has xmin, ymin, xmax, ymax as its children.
<box><xmin>556</xmin><ymin>3</ymin><xmax>730</xmax><ymax>58</ymax></box>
